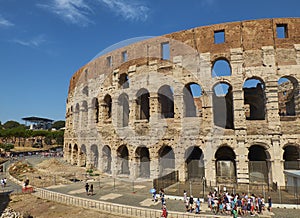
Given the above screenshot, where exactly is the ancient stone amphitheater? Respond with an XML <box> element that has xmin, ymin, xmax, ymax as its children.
<box><xmin>64</xmin><ymin>18</ymin><xmax>300</xmax><ymax>187</ymax></box>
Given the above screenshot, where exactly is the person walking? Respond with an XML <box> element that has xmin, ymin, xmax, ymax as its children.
<box><xmin>85</xmin><ymin>182</ymin><xmax>89</xmax><ymax>195</ymax></box>
<box><xmin>195</xmin><ymin>198</ymin><xmax>201</xmax><ymax>214</ymax></box>
<box><xmin>161</xmin><ymin>204</ymin><xmax>168</xmax><ymax>217</ymax></box>
<box><xmin>267</xmin><ymin>196</ymin><xmax>272</xmax><ymax>212</ymax></box>
<box><xmin>89</xmin><ymin>184</ymin><xmax>94</xmax><ymax>196</ymax></box>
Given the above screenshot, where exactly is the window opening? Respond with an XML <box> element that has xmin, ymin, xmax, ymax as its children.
<box><xmin>161</xmin><ymin>42</ymin><xmax>170</xmax><ymax>60</ymax></box>
<box><xmin>214</xmin><ymin>30</ymin><xmax>225</xmax><ymax>44</ymax></box>
<box><xmin>212</xmin><ymin>59</ymin><xmax>231</xmax><ymax>77</ymax></box>
<box><xmin>107</xmin><ymin>56</ymin><xmax>112</xmax><ymax>67</ymax></box>
<box><xmin>276</xmin><ymin>24</ymin><xmax>288</xmax><ymax>38</ymax></box>
<box><xmin>122</xmin><ymin>51</ymin><xmax>128</xmax><ymax>62</ymax></box>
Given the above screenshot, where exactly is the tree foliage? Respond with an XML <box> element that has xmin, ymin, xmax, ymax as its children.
<box><xmin>51</xmin><ymin>120</ymin><xmax>65</xmax><ymax>130</ymax></box>
<box><xmin>0</xmin><ymin>120</ymin><xmax>64</xmax><ymax>147</ymax></box>
<box><xmin>3</xmin><ymin>120</ymin><xmax>20</xmax><ymax>129</ymax></box>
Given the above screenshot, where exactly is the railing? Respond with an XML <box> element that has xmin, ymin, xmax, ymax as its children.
<box><xmin>33</xmin><ymin>188</ymin><xmax>224</xmax><ymax>218</ymax></box>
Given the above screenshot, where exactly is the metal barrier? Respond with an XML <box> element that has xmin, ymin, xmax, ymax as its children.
<box><xmin>32</xmin><ymin>188</ymin><xmax>224</xmax><ymax>218</ymax></box>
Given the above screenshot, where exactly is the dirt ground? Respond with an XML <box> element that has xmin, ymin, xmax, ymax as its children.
<box><xmin>9</xmin><ymin>158</ymin><xmax>88</xmax><ymax>187</ymax></box>
<box><xmin>4</xmin><ymin>158</ymin><xmax>129</xmax><ymax>218</ymax></box>
<box><xmin>7</xmin><ymin>194</ymin><xmax>124</xmax><ymax>218</ymax></box>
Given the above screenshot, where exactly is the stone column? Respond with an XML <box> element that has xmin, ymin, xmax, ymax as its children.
<box><xmin>111</xmin><ymin>150</ymin><xmax>118</xmax><ymax>177</ymax></box>
<box><xmin>150</xmin><ymin>152</ymin><xmax>159</xmax><ymax>179</ymax></box>
<box><xmin>269</xmin><ymin>137</ymin><xmax>285</xmax><ymax>186</ymax></box>
<box><xmin>262</xmin><ymin>46</ymin><xmax>281</xmax><ymax>133</ymax></box>
<box><xmin>129</xmin><ymin>157</ymin><xmax>137</xmax><ymax>180</ymax></box>
<box><xmin>173</xmin><ymin>93</ymin><xmax>183</xmax><ymax>120</ymax></box>
<box><xmin>204</xmin><ymin>139</ymin><xmax>216</xmax><ymax>186</ymax></box>
<box><xmin>175</xmin><ymin>149</ymin><xmax>186</xmax><ymax>182</ymax></box>
<box><xmin>129</xmin><ymin>98</ymin><xmax>137</xmax><ymax>127</ymax></box>
<box><xmin>149</xmin><ymin>93</ymin><xmax>160</xmax><ymax>122</ymax></box>
<box><xmin>235</xmin><ymin>139</ymin><xmax>249</xmax><ymax>184</ymax></box>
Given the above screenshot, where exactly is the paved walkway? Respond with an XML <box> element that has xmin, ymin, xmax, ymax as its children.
<box><xmin>2</xmin><ymin>156</ymin><xmax>298</xmax><ymax>217</ymax></box>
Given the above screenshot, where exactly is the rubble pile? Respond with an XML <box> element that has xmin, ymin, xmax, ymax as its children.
<box><xmin>9</xmin><ymin>162</ymin><xmax>35</xmax><ymax>179</ymax></box>
<box><xmin>0</xmin><ymin>207</ymin><xmax>23</xmax><ymax>218</ymax></box>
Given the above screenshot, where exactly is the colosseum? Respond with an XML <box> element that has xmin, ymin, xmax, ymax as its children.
<box><xmin>64</xmin><ymin>18</ymin><xmax>300</xmax><ymax>188</ymax></box>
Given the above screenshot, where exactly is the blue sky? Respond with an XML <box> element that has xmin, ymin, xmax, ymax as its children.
<box><xmin>0</xmin><ymin>0</ymin><xmax>299</xmax><ymax>124</ymax></box>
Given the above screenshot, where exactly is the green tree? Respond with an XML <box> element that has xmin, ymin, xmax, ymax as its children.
<box><xmin>3</xmin><ymin>120</ymin><xmax>20</xmax><ymax>129</ymax></box>
<box><xmin>51</xmin><ymin>120</ymin><xmax>65</xmax><ymax>130</ymax></box>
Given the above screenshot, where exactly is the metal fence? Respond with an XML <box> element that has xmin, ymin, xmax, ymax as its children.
<box><xmin>164</xmin><ymin>179</ymin><xmax>300</xmax><ymax>205</ymax></box>
<box><xmin>153</xmin><ymin>171</ymin><xmax>178</xmax><ymax>190</ymax></box>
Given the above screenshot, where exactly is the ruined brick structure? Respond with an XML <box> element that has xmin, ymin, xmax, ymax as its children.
<box><xmin>64</xmin><ymin>18</ymin><xmax>300</xmax><ymax>187</ymax></box>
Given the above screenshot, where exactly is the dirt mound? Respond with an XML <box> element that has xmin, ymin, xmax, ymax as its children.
<box><xmin>9</xmin><ymin>158</ymin><xmax>87</xmax><ymax>187</ymax></box>
<box><xmin>9</xmin><ymin>161</ymin><xmax>35</xmax><ymax>178</ymax></box>
<box><xmin>36</xmin><ymin>158</ymin><xmax>65</xmax><ymax>170</ymax></box>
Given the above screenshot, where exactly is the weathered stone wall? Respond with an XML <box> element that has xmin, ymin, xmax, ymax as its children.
<box><xmin>64</xmin><ymin>18</ymin><xmax>300</xmax><ymax>187</ymax></box>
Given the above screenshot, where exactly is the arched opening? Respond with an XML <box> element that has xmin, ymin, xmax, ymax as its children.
<box><xmin>283</xmin><ymin>145</ymin><xmax>300</xmax><ymax>170</ymax></box>
<box><xmin>158</xmin><ymin>85</ymin><xmax>174</xmax><ymax>118</ymax></box>
<box><xmin>81</xmin><ymin>101</ymin><xmax>88</xmax><ymax>128</ymax></box>
<box><xmin>68</xmin><ymin>144</ymin><xmax>72</xmax><ymax>161</ymax></box>
<box><xmin>92</xmin><ymin>97</ymin><xmax>99</xmax><ymax>123</ymax></box>
<box><xmin>103</xmin><ymin>94</ymin><xmax>112</xmax><ymax>120</ymax></box>
<box><xmin>119</xmin><ymin>73</ymin><xmax>129</xmax><ymax>89</ymax></box>
<box><xmin>215</xmin><ymin>146</ymin><xmax>236</xmax><ymax>183</ymax></box>
<box><xmin>79</xmin><ymin>145</ymin><xmax>86</xmax><ymax>167</ymax></box>
<box><xmin>74</xmin><ymin>103</ymin><xmax>80</xmax><ymax>126</ymax></box>
<box><xmin>212</xmin><ymin>82</ymin><xmax>234</xmax><ymax>129</ymax></box>
<box><xmin>248</xmin><ymin>145</ymin><xmax>270</xmax><ymax>184</ymax></box>
<box><xmin>75</xmin><ymin>103</ymin><xmax>80</xmax><ymax>113</ymax></box>
<box><xmin>136</xmin><ymin>89</ymin><xmax>150</xmax><ymax>121</ymax></box>
<box><xmin>136</xmin><ymin>147</ymin><xmax>150</xmax><ymax>178</ymax></box>
<box><xmin>243</xmin><ymin>78</ymin><xmax>266</xmax><ymax>120</ymax></box>
<box><xmin>278</xmin><ymin>76</ymin><xmax>299</xmax><ymax>116</ymax></box>
<box><xmin>117</xmin><ymin>145</ymin><xmax>130</xmax><ymax>175</ymax></box>
<box><xmin>90</xmin><ymin>144</ymin><xmax>99</xmax><ymax>169</ymax></box>
<box><xmin>159</xmin><ymin>145</ymin><xmax>175</xmax><ymax>176</ymax></box>
<box><xmin>118</xmin><ymin>93</ymin><xmax>129</xmax><ymax>127</ymax></box>
<box><xmin>102</xmin><ymin>145</ymin><xmax>112</xmax><ymax>173</ymax></box>
<box><xmin>72</xmin><ymin>144</ymin><xmax>78</xmax><ymax>165</ymax></box>
<box><xmin>183</xmin><ymin>83</ymin><xmax>203</xmax><ymax>117</ymax></box>
<box><xmin>185</xmin><ymin>146</ymin><xmax>204</xmax><ymax>180</ymax></box>
<box><xmin>212</xmin><ymin>59</ymin><xmax>231</xmax><ymax>77</ymax></box>
<box><xmin>82</xmin><ymin>86</ymin><xmax>89</xmax><ymax>96</ymax></box>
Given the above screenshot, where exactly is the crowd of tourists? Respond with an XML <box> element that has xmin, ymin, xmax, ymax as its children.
<box><xmin>207</xmin><ymin>190</ymin><xmax>272</xmax><ymax>217</ymax></box>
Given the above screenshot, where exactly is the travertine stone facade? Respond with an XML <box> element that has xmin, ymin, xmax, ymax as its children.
<box><xmin>64</xmin><ymin>18</ymin><xmax>300</xmax><ymax>186</ymax></box>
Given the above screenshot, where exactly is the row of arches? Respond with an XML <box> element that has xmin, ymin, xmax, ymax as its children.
<box><xmin>68</xmin><ymin>74</ymin><xmax>299</xmax><ymax>129</ymax></box>
<box><xmin>65</xmin><ymin>143</ymin><xmax>300</xmax><ymax>183</ymax></box>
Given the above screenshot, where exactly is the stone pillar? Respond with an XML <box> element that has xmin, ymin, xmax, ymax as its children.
<box><xmin>175</xmin><ymin>150</ymin><xmax>186</xmax><ymax>182</ymax></box>
<box><xmin>129</xmin><ymin>157</ymin><xmax>137</xmax><ymax>180</ymax></box>
<box><xmin>111</xmin><ymin>98</ymin><xmax>120</xmax><ymax>128</ymax></box>
<box><xmin>235</xmin><ymin>139</ymin><xmax>249</xmax><ymax>184</ymax></box>
<box><xmin>173</xmin><ymin>93</ymin><xmax>183</xmax><ymax>120</ymax></box>
<box><xmin>265</xmin><ymin>77</ymin><xmax>281</xmax><ymax>133</ymax></box>
<box><xmin>269</xmin><ymin>137</ymin><xmax>285</xmax><ymax>186</ymax></box>
<box><xmin>111</xmin><ymin>150</ymin><xmax>118</xmax><ymax>177</ymax></box>
<box><xmin>204</xmin><ymin>139</ymin><xmax>216</xmax><ymax>186</ymax></box>
<box><xmin>202</xmin><ymin>91</ymin><xmax>213</xmax><ymax>134</ymax></box>
<box><xmin>129</xmin><ymin>98</ymin><xmax>137</xmax><ymax>127</ymax></box>
<box><xmin>150</xmin><ymin>152</ymin><xmax>159</xmax><ymax>179</ymax></box>
<box><xmin>261</xmin><ymin>46</ymin><xmax>281</xmax><ymax>134</ymax></box>
<box><xmin>149</xmin><ymin>93</ymin><xmax>160</xmax><ymax>121</ymax></box>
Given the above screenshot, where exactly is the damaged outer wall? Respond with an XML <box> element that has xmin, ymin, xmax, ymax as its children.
<box><xmin>64</xmin><ymin>18</ymin><xmax>300</xmax><ymax>186</ymax></box>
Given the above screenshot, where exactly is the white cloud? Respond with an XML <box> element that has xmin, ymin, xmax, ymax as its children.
<box><xmin>37</xmin><ymin>0</ymin><xmax>93</xmax><ymax>26</ymax></box>
<box><xmin>0</xmin><ymin>16</ymin><xmax>14</xmax><ymax>27</ymax></box>
<box><xmin>99</xmin><ymin>0</ymin><xmax>149</xmax><ymax>21</ymax></box>
<box><xmin>38</xmin><ymin>0</ymin><xmax>149</xmax><ymax>26</ymax></box>
<box><xmin>12</xmin><ymin>35</ymin><xmax>46</xmax><ymax>48</ymax></box>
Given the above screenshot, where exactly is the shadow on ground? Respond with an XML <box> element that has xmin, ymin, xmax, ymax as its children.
<box><xmin>0</xmin><ymin>191</ymin><xmax>11</xmax><ymax>216</ymax></box>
